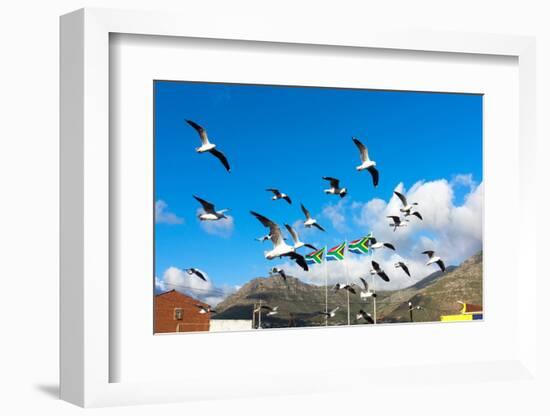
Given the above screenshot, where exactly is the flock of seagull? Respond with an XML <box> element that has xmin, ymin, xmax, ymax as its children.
<box><xmin>179</xmin><ymin>119</ymin><xmax>448</xmax><ymax>323</ymax></box>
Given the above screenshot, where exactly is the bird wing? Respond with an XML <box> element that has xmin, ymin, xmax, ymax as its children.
<box><xmin>286</xmin><ymin>252</ymin><xmax>309</xmax><ymax>271</ymax></box>
<box><xmin>192</xmin><ymin>269</ymin><xmax>207</xmax><ymax>281</ymax></box>
<box><xmin>304</xmin><ymin>243</ymin><xmax>318</xmax><ymax>251</ymax></box>
<box><xmin>436</xmin><ymin>259</ymin><xmax>446</xmax><ymax>272</ymax></box>
<box><xmin>283</xmin><ymin>195</ymin><xmax>292</xmax><ymax>204</ymax></box>
<box><xmin>323</xmin><ymin>176</ymin><xmax>340</xmax><ymax>188</ymax></box>
<box><xmin>401</xmin><ymin>263</ymin><xmax>411</xmax><ymax>277</ymax></box>
<box><xmin>371</xmin><ymin>260</ymin><xmax>381</xmax><ymax>271</ymax></box>
<box><xmin>266</xmin><ymin>188</ymin><xmax>281</xmax><ymax>197</ymax></box>
<box><xmin>422</xmin><ymin>250</ymin><xmax>435</xmax><ymax>258</ymax></box>
<box><xmin>394</xmin><ymin>191</ymin><xmax>408</xmax><ymax>206</ymax></box>
<box><xmin>312</xmin><ymin>222</ymin><xmax>326</xmax><ymax>232</ymax></box>
<box><xmin>367</xmin><ymin>166</ymin><xmax>379</xmax><ymax>187</ymax></box>
<box><xmin>384</xmin><ymin>243</ymin><xmax>396</xmax><ymax>251</ymax></box>
<box><xmin>360</xmin><ymin>277</ymin><xmax>369</xmax><ymax>290</ymax></box>
<box><xmin>378</xmin><ymin>271</ymin><xmax>390</xmax><ymax>282</ymax></box>
<box><xmin>250</xmin><ymin>211</ymin><xmax>284</xmax><ymax>246</ymax></box>
<box><xmin>330</xmin><ymin>307</ymin><xmax>340</xmax><ymax>314</ymax></box>
<box><xmin>301</xmin><ymin>203</ymin><xmax>311</xmax><ymax>219</ymax></box>
<box><xmin>284</xmin><ymin>224</ymin><xmax>299</xmax><ymax>244</ymax></box>
<box><xmin>209</xmin><ymin>148</ymin><xmax>231</xmax><ymax>172</ymax></box>
<box><xmin>412</xmin><ymin>211</ymin><xmax>423</xmax><ymax>220</ymax></box>
<box><xmin>387</xmin><ymin>215</ymin><xmax>400</xmax><ymax>222</ymax></box>
<box><xmin>193</xmin><ymin>195</ymin><xmax>215</xmax><ymax>213</ymax></box>
<box><xmin>185</xmin><ymin>119</ymin><xmax>210</xmax><ymax>145</ymax></box>
<box><xmin>352</xmin><ymin>137</ymin><xmax>369</xmax><ymax>163</ymax></box>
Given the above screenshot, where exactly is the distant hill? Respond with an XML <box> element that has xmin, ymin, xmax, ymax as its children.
<box><xmin>214</xmin><ymin>251</ymin><xmax>482</xmax><ymax>327</ymax></box>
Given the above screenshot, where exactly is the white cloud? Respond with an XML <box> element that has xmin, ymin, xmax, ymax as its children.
<box><xmin>283</xmin><ymin>178</ymin><xmax>483</xmax><ymax>290</ymax></box>
<box><xmin>322</xmin><ymin>199</ymin><xmax>349</xmax><ymax>232</ymax></box>
<box><xmin>155</xmin><ymin>266</ymin><xmax>237</xmax><ymax>306</ymax></box>
<box><xmin>197</xmin><ymin>209</ymin><xmax>235</xmax><ymax>238</ymax></box>
<box><xmin>155</xmin><ymin>200</ymin><xmax>184</xmax><ymax>224</ymax></box>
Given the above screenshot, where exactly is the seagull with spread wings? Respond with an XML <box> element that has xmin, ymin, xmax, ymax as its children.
<box><xmin>193</xmin><ymin>195</ymin><xmax>229</xmax><ymax>221</ymax></box>
<box><xmin>266</xmin><ymin>188</ymin><xmax>292</xmax><ymax>204</ymax></box>
<box><xmin>370</xmin><ymin>261</ymin><xmax>390</xmax><ymax>282</ymax></box>
<box><xmin>359</xmin><ymin>277</ymin><xmax>377</xmax><ymax>299</ymax></box>
<box><xmin>270</xmin><ymin>267</ymin><xmax>288</xmax><ymax>281</ymax></box>
<box><xmin>387</xmin><ymin>215</ymin><xmax>409</xmax><ymax>232</ymax></box>
<box><xmin>322</xmin><ymin>176</ymin><xmax>347</xmax><ymax>198</ymax></box>
<box><xmin>394</xmin><ymin>191</ymin><xmax>422</xmax><ymax>220</ymax></box>
<box><xmin>352</xmin><ymin>137</ymin><xmax>379</xmax><ymax>187</ymax></box>
<box><xmin>422</xmin><ymin>250</ymin><xmax>446</xmax><ymax>272</ymax></box>
<box><xmin>250</xmin><ymin>211</ymin><xmax>309</xmax><ymax>271</ymax></box>
<box><xmin>185</xmin><ymin>119</ymin><xmax>231</xmax><ymax>172</ymax></box>
<box><xmin>319</xmin><ymin>306</ymin><xmax>340</xmax><ymax>319</ymax></box>
<box><xmin>300</xmin><ymin>204</ymin><xmax>325</xmax><ymax>231</ymax></box>
<box><xmin>367</xmin><ymin>236</ymin><xmax>396</xmax><ymax>251</ymax></box>
<box><xmin>195</xmin><ymin>304</ymin><xmax>217</xmax><ymax>314</ymax></box>
<box><xmin>185</xmin><ymin>268</ymin><xmax>208</xmax><ymax>282</ymax></box>
<box><xmin>285</xmin><ymin>224</ymin><xmax>317</xmax><ymax>251</ymax></box>
<box><xmin>356</xmin><ymin>309</ymin><xmax>375</xmax><ymax>324</ymax></box>
<box><xmin>394</xmin><ymin>261</ymin><xmax>411</xmax><ymax>277</ymax></box>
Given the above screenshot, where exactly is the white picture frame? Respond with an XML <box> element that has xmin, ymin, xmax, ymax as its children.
<box><xmin>60</xmin><ymin>8</ymin><xmax>537</xmax><ymax>408</ymax></box>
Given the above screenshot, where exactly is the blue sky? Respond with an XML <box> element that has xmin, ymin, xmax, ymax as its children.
<box><xmin>154</xmin><ymin>81</ymin><xmax>482</xmax><ymax>294</ymax></box>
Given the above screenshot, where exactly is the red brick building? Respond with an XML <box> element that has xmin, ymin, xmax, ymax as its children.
<box><xmin>154</xmin><ymin>290</ymin><xmax>211</xmax><ymax>333</ymax></box>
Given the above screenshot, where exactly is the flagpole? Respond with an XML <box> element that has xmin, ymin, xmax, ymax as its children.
<box><xmin>324</xmin><ymin>246</ymin><xmax>328</xmax><ymax>327</ymax></box>
<box><xmin>370</xmin><ymin>237</ymin><xmax>377</xmax><ymax>324</ymax></box>
<box><xmin>344</xmin><ymin>239</ymin><xmax>351</xmax><ymax>326</ymax></box>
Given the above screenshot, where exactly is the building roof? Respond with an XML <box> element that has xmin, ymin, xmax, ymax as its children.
<box><xmin>155</xmin><ymin>289</ymin><xmax>210</xmax><ymax>308</ymax></box>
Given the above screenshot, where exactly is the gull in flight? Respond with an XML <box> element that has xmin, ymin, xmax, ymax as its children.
<box><xmin>261</xmin><ymin>305</ymin><xmax>279</xmax><ymax>316</ymax></box>
<box><xmin>195</xmin><ymin>304</ymin><xmax>217</xmax><ymax>314</ymax></box>
<box><xmin>186</xmin><ymin>268</ymin><xmax>207</xmax><ymax>282</ymax></box>
<box><xmin>352</xmin><ymin>137</ymin><xmax>379</xmax><ymax>187</ymax></box>
<box><xmin>285</xmin><ymin>224</ymin><xmax>317</xmax><ymax>251</ymax></box>
<box><xmin>193</xmin><ymin>195</ymin><xmax>229</xmax><ymax>221</ymax></box>
<box><xmin>185</xmin><ymin>120</ymin><xmax>231</xmax><ymax>172</ymax></box>
<box><xmin>266</xmin><ymin>188</ymin><xmax>292</xmax><ymax>204</ymax></box>
<box><xmin>394</xmin><ymin>191</ymin><xmax>422</xmax><ymax>220</ymax></box>
<box><xmin>356</xmin><ymin>309</ymin><xmax>375</xmax><ymax>324</ymax></box>
<box><xmin>367</xmin><ymin>236</ymin><xmax>396</xmax><ymax>251</ymax></box>
<box><xmin>370</xmin><ymin>261</ymin><xmax>390</xmax><ymax>282</ymax></box>
<box><xmin>319</xmin><ymin>306</ymin><xmax>340</xmax><ymax>319</ymax></box>
<box><xmin>359</xmin><ymin>277</ymin><xmax>377</xmax><ymax>299</ymax></box>
<box><xmin>394</xmin><ymin>261</ymin><xmax>411</xmax><ymax>277</ymax></box>
<box><xmin>301</xmin><ymin>204</ymin><xmax>326</xmax><ymax>231</ymax></box>
<box><xmin>422</xmin><ymin>250</ymin><xmax>446</xmax><ymax>272</ymax></box>
<box><xmin>250</xmin><ymin>211</ymin><xmax>309</xmax><ymax>271</ymax></box>
<box><xmin>387</xmin><ymin>215</ymin><xmax>409</xmax><ymax>232</ymax></box>
<box><xmin>323</xmin><ymin>177</ymin><xmax>347</xmax><ymax>198</ymax></box>
<box><xmin>270</xmin><ymin>267</ymin><xmax>288</xmax><ymax>281</ymax></box>
<box><xmin>333</xmin><ymin>283</ymin><xmax>356</xmax><ymax>295</ymax></box>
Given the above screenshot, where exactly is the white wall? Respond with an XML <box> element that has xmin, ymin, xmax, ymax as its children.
<box><xmin>0</xmin><ymin>1</ymin><xmax>548</xmax><ymax>415</ymax></box>
<box><xmin>209</xmin><ymin>320</ymin><xmax>253</xmax><ymax>332</ymax></box>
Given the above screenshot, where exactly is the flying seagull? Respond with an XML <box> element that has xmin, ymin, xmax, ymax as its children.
<box><xmin>195</xmin><ymin>304</ymin><xmax>217</xmax><ymax>314</ymax></box>
<box><xmin>394</xmin><ymin>261</ymin><xmax>411</xmax><ymax>277</ymax></box>
<box><xmin>185</xmin><ymin>119</ymin><xmax>231</xmax><ymax>172</ymax></box>
<box><xmin>334</xmin><ymin>283</ymin><xmax>356</xmax><ymax>294</ymax></box>
<box><xmin>255</xmin><ymin>234</ymin><xmax>272</xmax><ymax>242</ymax></box>
<box><xmin>319</xmin><ymin>306</ymin><xmax>340</xmax><ymax>318</ymax></box>
<box><xmin>266</xmin><ymin>188</ymin><xmax>292</xmax><ymax>204</ymax></box>
<box><xmin>250</xmin><ymin>211</ymin><xmax>309</xmax><ymax>271</ymax></box>
<box><xmin>323</xmin><ymin>177</ymin><xmax>347</xmax><ymax>198</ymax></box>
<box><xmin>394</xmin><ymin>191</ymin><xmax>422</xmax><ymax>220</ymax></box>
<box><xmin>186</xmin><ymin>268</ymin><xmax>207</xmax><ymax>282</ymax></box>
<box><xmin>422</xmin><ymin>250</ymin><xmax>446</xmax><ymax>272</ymax></box>
<box><xmin>394</xmin><ymin>191</ymin><xmax>422</xmax><ymax>221</ymax></box>
<box><xmin>270</xmin><ymin>267</ymin><xmax>288</xmax><ymax>281</ymax></box>
<box><xmin>261</xmin><ymin>305</ymin><xmax>279</xmax><ymax>316</ymax></box>
<box><xmin>352</xmin><ymin>137</ymin><xmax>379</xmax><ymax>187</ymax></box>
<box><xmin>285</xmin><ymin>224</ymin><xmax>317</xmax><ymax>251</ymax></box>
<box><xmin>359</xmin><ymin>277</ymin><xmax>377</xmax><ymax>299</ymax></box>
<box><xmin>370</xmin><ymin>261</ymin><xmax>390</xmax><ymax>282</ymax></box>
<box><xmin>367</xmin><ymin>236</ymin><xmax>396</xmax><ymax>251</ymax></box>
<box><xmin>356</xmin><ymin>309</ymin><xmax>375</xmax><ymax>324</ymax></box>
<box><xmin>387</xmin><ymin>215</ymin><xmax>408</xmax><ymax>232</ymax></box>
<box><xmin>193</xmin><ymin>195</ymin><xmax>229</xmax><ymax>221</ymax></box>
<box><xmin>301</xmin><ymin>204</ymin><xmax>326</xmax><ymax>231</ymax></box>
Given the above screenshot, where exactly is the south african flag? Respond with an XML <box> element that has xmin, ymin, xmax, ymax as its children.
<box><xmin>348</xmin><ymin>234</ymin><xmax>372</xmax><ymax>255</ymax></box>
<box><xmin>326</xmin><ymin>242</ymin><xmax>346</xmax><ymax>261</ymax></box>
<box><xmin>305</xmin><ymin>247</ymin><xmax>325</xmax><ymax>265</ymax></box>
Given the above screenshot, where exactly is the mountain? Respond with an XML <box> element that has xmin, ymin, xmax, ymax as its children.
<box><xmin>214</xmin><ymin>251</ymin><xmax>483</xmax><ymax>327</ymax></box>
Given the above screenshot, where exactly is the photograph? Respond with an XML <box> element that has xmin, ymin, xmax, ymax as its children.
<box><xmin>153</xmin><ymin>80</ymin><xmax>483</xmax><ymax>333</ymax></box>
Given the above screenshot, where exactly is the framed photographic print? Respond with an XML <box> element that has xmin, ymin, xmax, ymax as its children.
<box><xmin>60</xmin><ymin>7</ymin><xmax>538</xmax><ymax>408</ymax></box>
